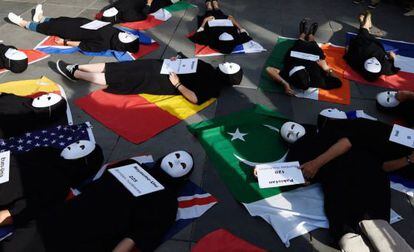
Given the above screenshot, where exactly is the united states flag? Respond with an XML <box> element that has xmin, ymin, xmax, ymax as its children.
<box><xmin>0</xmin><ymin>123</ymin><xmax>92</xmax><ymax>153</ymax></box>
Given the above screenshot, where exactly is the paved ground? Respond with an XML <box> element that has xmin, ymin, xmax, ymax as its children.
<box><xmin>1</xmin><ymin>0</ymin><xmax>414</xmax><ymax>251</ymax></box>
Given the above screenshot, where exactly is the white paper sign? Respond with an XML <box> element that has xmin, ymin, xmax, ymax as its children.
<box><xmin>80</xmin><ymin>20</ymin><xmax>110</xmax><ymax>30</ymax></box>
<box><xmin>290</xmin><ymin>51</ymin><xmax>320</xmax><ymax>62</ymax></box>
<box><xmin>160</xmin><ymin>58</ymin><xmax>198</xmax><ymax>74</ymax></box>
<box><xmin>242</xmin><ymin>40</ymin><xmax>266</xmax><ymax>53</ymax></box>
<box><xmin>389</xmin><ymin>124</ymin><xmax>414</xmax><ymax>148</ymax></box>
<box><xmin>0</xmin><ymin>151</ymin><xmax>11</xmax><ymax>184</ymax></box>
<box><xmin>208</xmin><ymin>19</ymin><xmax>234</xmax><ymax>27</ymax></box>
<box><xmin>256</xmin><ymin>161</ymin><xmax>305</xmax><ymax>189</ymax></box>
<box><xmin>109</xmin><ymin>163</ymin><xmax>164</xmax><ymax>197</ymax></box>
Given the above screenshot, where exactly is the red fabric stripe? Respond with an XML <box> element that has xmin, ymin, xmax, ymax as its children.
<box><xmin>120</xmin><ymin>15</ymin><xmax>164</xmax><ymax>31</ymax></box>
<box><xmin>130</xmin><ymin>42</ymin><xmax>159</xmax><ymax>59</ymax></box>
<box><xmin>178</xmin><ymin>195</ymin><xmax>217</xmax><ymax>208</ymax></box>
<box><xmin>75</xmin><ymin>90</ymin><xmax>181</xmax><ymax>144</ymax></box>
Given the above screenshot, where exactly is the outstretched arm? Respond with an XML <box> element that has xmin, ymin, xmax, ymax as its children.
<box><xmin>266</xmin><ymin>67</ymin><xmax>294</xmax><ymax>96</ymax></box>
<box><xmin>55</xmin><ymin>37</ymin><xmax>81</xmax><ymax>47</ymax></box>
<box><xmin>383</xmin><ymin>151</ymin><xmax>414</xmax><ymax>172</ymax></box>
<box><xmin>300</xmin><ymin>138</ymin><xmax>352</xmax><ymax>179</ymax></box>
<box><xmin>169</xmin><ymin>73</ymin><xmax>198</xmax><ymax>104</ymax></box>
<box><xmin>113</xmin><ymin>238</ymin><xmax>138</xmax><ymax>252</ymax></box>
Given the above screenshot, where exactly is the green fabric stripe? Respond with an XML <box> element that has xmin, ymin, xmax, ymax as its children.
<box><xmin>188</xmin><ymin>105</ymin><xmax>298</xmax><ymax>203</ymax></box>
<box><xmin>165</xmin><ymin>1</ymin><xmax>195</xmax><ymax>12</ymax></box>
<box><xmin>259</xmin><ymin>37</ymin><xmax>296</xmax><ymax>92</ymax></box>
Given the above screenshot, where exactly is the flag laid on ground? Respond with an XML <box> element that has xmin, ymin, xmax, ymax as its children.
<box><xmin>192</xmin><ymin>229</ymin><xmax>265</xmax><ymax>252</ymax></box>
<box><xmin>188</xmin><ymin>32</ymin><xmax>267</xmax><ymax>57</ymax></box>
<box><xmin>188</xmin><ymin>105</ymin><xmax>402</xmax><ymax>247</ymax></box>
<box><xmin>34</xmin><ymin>29</ymin><xmax>159</xmax><ymax>61</ymax></box>
<box><xmin>0</xmin><ymin>49</ymin><xmax>49</xmax><ymax>75</ymax></box>
<box><xmin>0</xmin><ymin>76</ymin><xmax>73</xmax><ymax>124</ymax></box>
<box><xmin>259</xmin><ymin>37</ymin><xmax>351</xmax><ymax>105</ymax></box>
<box><xmin>344</xmin><ymin>32</ymin><xmax>414</xmax><ymax>91</ymax></box>
<box><xmin>390</xmin><ymin>174</ymin><xmax>414</xmax><ymax>197</ymax></box>
<box><xmin>96</xmin><ymin>1</ymin><xmax>196</xmax><ymax>31</ymax></box>
<box><xmin>75</xmin><ymin>90</ymin><xmax>215</xmax><ymax>144</ymax></box>
<box><xmin>0</xmin><ymin>122</ymin><xmax>94</xmax><ymax>154</ymax></box>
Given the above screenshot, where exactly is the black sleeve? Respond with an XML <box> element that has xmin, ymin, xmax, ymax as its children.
<box><xmin>190</xmin><ymin>81</ymin><xmax>219</xmax><ymax>105</ymax></box>
<box><xmin>78</xmin><ymin>40</ymin><xmax>105</xmax><ymax>53</ymax></box>
<box><xmin>142</xmin><ymin>4</ymin><xmax>151</xmax><ymax>16</ymax></box>
<box><xmin>238</xmin><ymin>32</ymin><xmax>252</xmax><ymax>44</ymax></box>
<box><xmin>188</xmin><ymin>31</ymin><xmax>210</xmax><ymax>46</ymax></box>
<box><xmin>127</xmin><ymin>195</ymin><xmax>177</xmax><ymax>252</ymax></box>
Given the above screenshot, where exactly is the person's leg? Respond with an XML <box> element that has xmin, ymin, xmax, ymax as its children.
<box><xmin>306</xmin><ymin>22</ymin><xmax>318</xmax><ymax>41</ymax></box>
<box><xmin>299</xmin><ymin>19</ymin><xmax>308</xmax><ymax>41</ymax></box>
<box><xmin>205</xmin><ymin>0</ymin><xmax>213</xmax><ymax>11</ymax></box>
<box><xmin>307</xmin><ymin>34</ymin><xmax>315</xmax><ymax>41</ymax></box>
<box><xmin>73</xmin><ymin>71</ymin><xmax>107</xmax><ymax>86</ymax></box>
<box><xmin>78</xmin><ymin>63</ymin><xmax>106</xmax><ymax>73</ymax></box>
<box><xmin>212</xmin><ymin>0</ymin><xmax>219</xmax><ymax>10</ymax></box>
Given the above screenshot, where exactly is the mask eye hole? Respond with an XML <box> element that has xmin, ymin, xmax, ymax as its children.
<box><xmin>80</xmin><ymin>145</ymin><xmax>85</xmax><ymax>150</ymax></box>
<box><xmin>48</xmin><ymin>97</ymin><xmax>51</xmax><ymax>100</ymax></box>
<box><xmin>387</xmin><ymin>97</ymin><xmax>390</xmax><ymax>103</ymax></box>
<box><xmin>175</xmin><ymin>153</ymin><xmax>180</xmax><ymax>159</ymax></box>
<box><xmin>76</xmin><ymin>141</ymin><xmax>80</xmax><ymax>144</ymax></box>
<box><xmin>287</xmin><ymin>132</ymin><xmax>292</xmax><ymax>138</ymax></box>
<box><xmin>296</xmin><ymin>132</ymin><xmax>300</xmax><ymax>137</ymax></box>
<box><xmin>181</xmin><ymin>163</ymin><xmax>187</xmax><ymax>169</ymax></box>
<box><xmin>168</xmin><ymin>162</ymin><xmax>173</xmax><ymax>168</ymax></box>
<box><xmin>291</xmin><ymin>124</ymin><xmax>295</xmax><ymax>129</ymax></box>
<box><xmin>67</xmin><ymin>147</ymin><xmax>71</xmax><ymax>150</ymax></box>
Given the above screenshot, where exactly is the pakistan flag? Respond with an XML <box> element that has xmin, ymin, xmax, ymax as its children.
<box><xmin>188</xmin><ymin>105</ymin><xmax>297</xmax><ymax>203</ymax></box>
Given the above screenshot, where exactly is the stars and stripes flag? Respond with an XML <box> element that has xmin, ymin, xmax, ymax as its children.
<box><xmin>0</xmin><ymin>122</ymin><xmax>94</xmax><ymax>153</ymax></box>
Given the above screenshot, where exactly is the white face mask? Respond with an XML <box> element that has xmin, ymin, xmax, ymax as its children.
<box><xmin>364</xmin><ymin>57</ymin><xmax>382</xmax><ymax>73</ymax></box>
<box><xmin>160</xmin><ymin>151</ymin><xmax>193</xmax><ymax>178</ymax></box>
<box><xmin>4</xmin><ymin>48</ymin><xmax>27</xmax><ymax>61</ymax></box>
<box><xmin>280</xmin><ymin>122</ymin><xmax>306</xmax><ymax>144</ymax></box>
<box><xmin>31</xmin><ymin>93</ymin><xmax>63</xmax><ymax>108</ymax></box>
<box><xmin>103</xmin><ymin>7</ymin><xmax>118</xmax><ymax>17</ymax></box>
<box><xmin>376</xmin><ymin>91</ymin><xmax>400</xmax><ymax>108</ymax></box>
<box><xmin>118</xmin><ymin>32</ymin><xmax>138</xmax><ymax>44</ymax></box>
<box><xmin>60</xmin><ymin>140</ymin><xmax>96</xmax><ymax>160</ymax></box>
<box><xmin>218</xmin><ymin>62</ymin><xmax>241</xmax><ymax>75</ymax></box>
<box><xmin>319</xmin><ymin>108</ymin><xmax>347</xmax><ymax>119</ymax></box>
<box><xmin>218</xmin><ymin>32</ymin><xmax>234</xmax><ymax>41</ymax></box>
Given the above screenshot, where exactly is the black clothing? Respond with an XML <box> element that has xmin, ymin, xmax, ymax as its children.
<box><xmin>286</xmin><ymin>119</ymin><xmax>412</xmax><ymax>241</ymax></box>
<box><xmin>37</xmin><ymin>160</ymin><xmax>179</xmax><ymax>252</ymax></box>
<box><xmin>36</xmin><ymin>17</ymin><xmax>139</xmax><ymax>53</ymax></box>
<box><xmin>102</xmin><ymin>0</ymin><xmax>173</xmax><ymax>23</ymax></box>
<box><xmin>344</xmin><ymin>28</ymin><xmax>399</xmax><ymax>81</ymax></box>
<box><xmin>377</xmin><ymin>100</ymin><xmax>414</xmax><ymax>127</ymax></box>
<box><xmin>0</xmin><ymin>93</ymin><xmax>67</xmax><ymax>138</ymax></box>
<box><xmin>0</xmin><ymin>146</ymin><xmax>103</xmax><ymax>226</ymax></box>
<box><xmin>105</xmin><ymin>58</ymin><xmax>223</xmax><ymax>104</ymax></box>
<box><xmin>280</xmin><ymin>39</ymin><xmax>341</xmax><ymax>90</ymax></box>
<box><xmin>189</xmin><ymin>10</ymin><xmax>252</xmax><ymax>54</ymax></box>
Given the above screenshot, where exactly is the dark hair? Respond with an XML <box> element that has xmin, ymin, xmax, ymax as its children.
<box><xmin>112</xmin><ymin>32</ymin><xmax>140</xmax><ymax>53</ymax></box>
<box><xmin>216</xmin><ymin>67</ymin><xmax>243</xmax><ymax>86</ymax></box>
<box><xmin>32</xmin><ymin>96</ymin><xmax>68</xmax><ymax>122</ymax></box>
<box><xmin>289</xmin><ymin>68</ymin><xmax>310</xmax><ymax>90</ymax></box>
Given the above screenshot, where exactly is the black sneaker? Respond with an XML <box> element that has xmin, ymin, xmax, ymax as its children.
<box><xmin>353</xmin><ymin>0</ymin><xmax>364</xmax><ymax>4</ymax></box>
<box><xmin>368</xmin><ymin>2</ymin><xmax>379</xmax><ymax>9</ymax></box>
<box><xmin>299</xmin><ymin>18</ymin><xmax>309</xmax><ymax>34</ymax></box>
<box><xmin>56</xmin><ymin>60</ymin><xmax>78</xmax><ymax>81</ymax></box>
<box><xmin>308</xmin><ymin>22</ymin><xmax>319</xmax><ymax>36</ymax></box>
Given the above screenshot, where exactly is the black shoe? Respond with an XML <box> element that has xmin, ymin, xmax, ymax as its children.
<box><xmin>56</xmin><ymin>60</ymin><xmax>78</xmax><ymax>81</ymax></box>
<box><xmin>368</xmin><ymin>2</ymin><xmax>379</xmax><ymax>9</ymax></box>
<box><xmin>353</xmin><ymin>0</ymin><xmax>364</xmax><ymax>4</ymax></box>
<box><xmin>299</xmin><ymin>18</ymin><xmax>309</xmax><ymax>34</ymax></box>
<box><xmin>308</xmin><ymin>22</ymin><xmax>319</xmax><ymax>36</ymax></box>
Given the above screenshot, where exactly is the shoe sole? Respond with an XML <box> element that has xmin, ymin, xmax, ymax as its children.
<box><xmin>56</xmin><ymin>60</ymin><xmax>76</xmax><ymax>82</ymax></box>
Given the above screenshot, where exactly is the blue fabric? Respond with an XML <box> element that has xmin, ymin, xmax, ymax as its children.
<box><xmin>26</xmin><ymin>22</ymin><xmax>39</xmax><ymax>31</ymax></box>
<box><xmin>346</xmin><ymin>32</ymin><xmax>414</xmax><ymax>58</ymax></box>
<box><xmin>390</xmin><ymin>174</ymin><xmax>414</xmax><ymax>188</ymax></box>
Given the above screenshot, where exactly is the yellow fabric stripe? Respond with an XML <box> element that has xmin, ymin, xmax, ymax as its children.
<box><xmin>0</xmin><ymin>76</ymin><xmax>60</xmax><ymax>96</ymax></box>
<box><xmin>140</xmin><ymin>94</ymin><xmax>216</xmax><ymax>120</ymax></box>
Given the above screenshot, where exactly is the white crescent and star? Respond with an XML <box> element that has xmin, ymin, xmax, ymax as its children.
<box><xmin>227</xmin><ymin>124</ymin><xmax>288</xmax><ymax>167</ymax></box>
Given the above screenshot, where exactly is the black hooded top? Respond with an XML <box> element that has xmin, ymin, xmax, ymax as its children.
<box><xmin>0</xmin><ymin>93</ymin><xmax>68</xmax><ymax>138</ymax></box>
<box><xmin>0</xmin><ymin>44</ymin><xmax>16</xmax><ymax>69</ymax></box>
<box><xmin>103</xmin><ymin>0</ymin><xmax>173</xmax><ymax>23</ymax></box>
<box><xmin>104</xmin><ymin>55</ymin><xmax>227</xmax><ymax>104</ymax></box>
<box><xmin>0</xmin><ymin>145</ymin><xmax>104</xmax><ymax>226</ymax></box>
<box><xmin>189</xmin><ymin>10</ymin><xmax>252</xmax><ymax>54</ymax></box>
<box><xmin>36</xmin><ymin>17</ymin><xmax>139</xmax><ymax>53</ymax></box>
<box><xmin>344</xmin><ymin>28</ymin><xmax>399</xmax><ymax>81</ymax></box>
<box><xmin>37</xmin><ymin>158</ymin><xmax>186</xmax><ymax>252</ymax></box>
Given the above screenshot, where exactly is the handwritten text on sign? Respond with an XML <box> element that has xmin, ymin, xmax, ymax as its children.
<box><xmin>256</xmin><ymin>161</ymin><xmax>305</xmax><ymax>189</ymax></box>
<box><xmin>109</xmin><ymin>163</ymin><xmax>164</xmax><ymax>197</ymax></box>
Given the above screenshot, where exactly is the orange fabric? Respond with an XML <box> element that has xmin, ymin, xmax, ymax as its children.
<box><xmin>320</xmin><ymin>44</ymin><xmax>351</xmax><ymax>105</ymax></box>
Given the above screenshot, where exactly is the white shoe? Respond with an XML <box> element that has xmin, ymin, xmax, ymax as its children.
<box><xmin>8</xmin><ymin>13</ymin><xmax>23</xmax><ymax>26</ymax></box>
<box><xmin>33</xmin><ymin>4</ymin><xmax>43</xmax><ymax>23</ymax></box>
<box><xmin>404</xmin><ymin>9</ymin><xmax>414</xmax><ymax>16</ymax></box>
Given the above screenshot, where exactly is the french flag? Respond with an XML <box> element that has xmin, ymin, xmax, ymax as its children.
<box><xmin>34</xmin><ymin>28</ymin><xmax>159</xmax><ymax>62</ymax></box>
<box><xmin>345</xmin><ymin>32</ymin><xmax>414</xmax><ymax>91</ymax></box>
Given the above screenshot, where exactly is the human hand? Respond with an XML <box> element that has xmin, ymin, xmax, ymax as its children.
<box><xmin>54</xmin><ymin>37</ymin><xmax>64</xmax><ymax>45</ymax></box>
<box><xmin>388</xmin><ymin>51</ymin><xmax>397</xmax><ymax>60</ymax></box>
<box><xmin>170</xmin><ymin>56</ymin><xmax>177</xmax><ymax>61</ymax></box>
<box><xmin>284</xmin><ymin>84</ymin><xmax>295</xmax><ymax>96</ymax></box>
<box><xmin>147</xmin><ymin>0</ymin><xmax>154</xmax><ymax>5</ymax></box>
<box><xmin>228</xmin><ymin>15</ymin><xmax>235</xmax><ymax>21</ymax></box>
<box><xmin>316</xmin><ymin>60</ymin><xmax>330</xmax><ymax>71</ymax></box>
<box><xmin>300</xmin><ymin>159</ymin><xmax>322</xmax><ymax>179</ymax></box>
<box><xmin>169</xmin><ymin>72</ymin><xmax>180</xmax><ymax>87</ymax></box>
